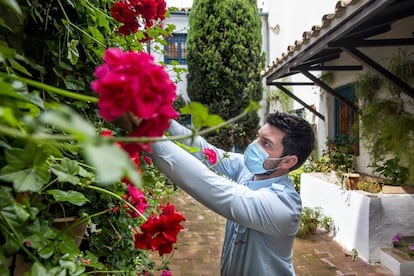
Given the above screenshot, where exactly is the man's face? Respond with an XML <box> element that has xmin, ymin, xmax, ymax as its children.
<box><xmin>256</xmin><ymin>124</ymin><xmax>286</xmax><ymax>170</ymax></box>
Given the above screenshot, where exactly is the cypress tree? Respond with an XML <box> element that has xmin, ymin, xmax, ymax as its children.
<box><xmin>186</xmin><ymin>0</ymin><xmax>265</xmax><ymax>151</ymax></box>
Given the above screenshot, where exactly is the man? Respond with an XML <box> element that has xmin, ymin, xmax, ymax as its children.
<box><xmin>150</xmin><ymin>111</ymin><xmax>315</xmax><ymax>275</ymax></box>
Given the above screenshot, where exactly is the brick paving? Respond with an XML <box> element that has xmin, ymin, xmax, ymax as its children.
<box><xmin>168</xmin><ymin>189</ymin><xmax>395</xmax><ymax>276</ymax></box>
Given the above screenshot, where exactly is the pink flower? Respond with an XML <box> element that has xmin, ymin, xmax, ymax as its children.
<box><xmin>202</xmin><ymin>148</ymin><xmax>218</xmax><ymax>165</ymax></box>
<box><xmin>127</xmin><ymin>184</ymin><xmax>148</xmax><ymax>216</ymax></box>
<box><xmin>161</xmin><ymin>270</ymin><xmax>172</xmax><ymax>276</ymax></box>
<box><xmin>91</xmin><ymin>48</ymin><xmax>179</xmax><ymax>152</ymax></box>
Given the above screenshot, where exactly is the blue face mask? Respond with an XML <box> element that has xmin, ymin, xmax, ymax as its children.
<box><xmin>243</xmin><ymin>140</ymin><xmax>287</xmax><ymax>174</ymax></box>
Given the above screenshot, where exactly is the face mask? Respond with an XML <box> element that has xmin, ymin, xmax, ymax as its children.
<box><xmin>244</xmin><ymin>140</ymin><xmax>287</xmax><ymax>174</ymax></box>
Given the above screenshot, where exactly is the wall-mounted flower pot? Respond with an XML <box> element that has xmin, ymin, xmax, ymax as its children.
<box><xmin>346</xmin><ymin>173</ymin><xmax>360</xmax><ymax>190</ymax></box>
<box><xmin>53</xmin><ymin>216</ymin><xmax>87</xmax><ymax>247</ymax></box>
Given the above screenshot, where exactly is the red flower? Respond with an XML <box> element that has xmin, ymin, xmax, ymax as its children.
<box><xmin>110</xmin><ymin>0</ymin><xmax>167</xmax><ymax>34</ymax></box>
<box><xmin>134</xmin><ymin>204</ymin><xmax>185</xmax><ymax>256</ymax></box>
<box><xmin>155</xmin><ymin>0</ymin><xmax>167</xmax><ymax>21</ymax></box>
<box><xmin>202</xmin><ymin>148</ymin><xmax>218</xmax><ymax>165</ymax></box>
<box><xmin>129</xmin><ymin>152</ymin><xmax>142</xmax><ymax>174</ymax></box>
<box><xmin>91</xmin><ymin>48</ymin><xmax>179</xmax><ymax>152</ymax></box>
<box><xmin>143</xmin><ymin>155</ymin><xmax>152</xmax><ymax>165</ymax></box>
<box><xmin>135</xmin><ymin>0</ymin><xmax>158</xmax><ymax>28</ymax></box>
<box><xmin>110</xmin><ymin>1</ymin><xmax>140</xmax><ymax>35</ymax></box>
<box><xmin>100</xmin><ymin>129</ymin><xmax>113</xmax><ymax>137</ymax></box>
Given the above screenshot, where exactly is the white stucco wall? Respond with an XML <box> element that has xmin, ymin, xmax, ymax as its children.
<box><xmin>301</xmin><ymin>173</ymin><xmax>414</xmax><ymax>263</ymax></box>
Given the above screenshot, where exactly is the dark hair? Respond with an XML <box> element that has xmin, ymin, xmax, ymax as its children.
<box><xmin>266</xmin><ymin>112</ymin><xmax>315</xmax><ymax>171</ymax></box>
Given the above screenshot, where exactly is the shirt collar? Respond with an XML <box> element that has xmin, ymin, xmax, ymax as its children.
<box><xmin>246</xmin><ymin>174</ymin><xmax>290</xmax><ymax>190</ymax></box>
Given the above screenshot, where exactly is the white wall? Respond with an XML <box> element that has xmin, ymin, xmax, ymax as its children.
<box><xmin>301</xmin><ymin>173</ymin><xmax>414</xmax><ymax>263</ymax></box>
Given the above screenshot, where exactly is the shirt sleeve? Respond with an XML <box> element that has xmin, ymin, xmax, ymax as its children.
<box><xmin>150</xmin><ymin>139</ymin><xmax>301</xmax><ymax>235</ymax></box>
<box><xmin>167</xmin><ymin>120</ymin><xmax>244</xmax><ymax>181</ymax></box>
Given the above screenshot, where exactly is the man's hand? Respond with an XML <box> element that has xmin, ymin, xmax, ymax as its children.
<box><xmin>114</xmin><ymin>112</ymin><xmax>142</xmax><ymax>132</ymax></box>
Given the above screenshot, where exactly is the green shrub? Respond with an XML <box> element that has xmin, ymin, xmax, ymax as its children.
<box><xmin>297</xmin><ymin>207</ymin><xmax>333</xmax><ymax>238</ymax></box>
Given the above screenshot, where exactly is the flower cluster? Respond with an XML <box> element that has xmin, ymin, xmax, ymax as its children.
<box><xmin>134</xmin><ymin>204</ymin><xmax>185</xmax><ymax>256</ymax></box>
<box><xmin>392</xmin><ymin>233</ymin><xmax>414</xmax><ymax>258</ymax></box>
<box><xmin>112</xmin><ymin>183</ymin><xmax>148</xmax><ymax>217</ymax></box>
<box><xmin>91</xmin><ymin>48</ymin><xmax>179</xmax><ymax>152</ymax></box>
<box><xmin>392</xmin><ymin>233</ymin><xmax>403</xmax><ymax>247</ymax></box>
<box><xmin>202</xmin><ymin>148</ymin><xmax>218</xmax><ymax>165</ymax></box>
<box><xmin>111</xmin><ymin>0</ymin><xmax>167</xmax><ymax>35</ymax></box>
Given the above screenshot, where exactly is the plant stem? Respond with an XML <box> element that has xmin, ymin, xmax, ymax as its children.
<box><xmin>85</xmin><ymin>184</ymin><xmax>146</xmax><ymax>220</ymax></box>
<box><xmin>0</xmin><ymin>72</ymin><xmax>98</xmax><ymax>103</ymax></box>
<box><xmin>115</xmin><ymin>110</ymin><xmax>250</xmax><ymax>143</ymax></box>
<box><xmin>0</xmin><ymin>213</ymin><xmax>41</xmax><ymax>263</ymax></box>
<box><xmin>0</xmin><ymin>110</ymin><xmax>250</xmax><ymax>145</ymax></box>
<box><xmin>0</xmin><ymin>124</ymin><xmax>74</xmax><ymax>141</ymax></box>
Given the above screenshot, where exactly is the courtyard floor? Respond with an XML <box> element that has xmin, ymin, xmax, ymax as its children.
<box><xmin>168</xmin><ymin>189</ymin><xmax>395</xmax><ymax>276</ymax></box>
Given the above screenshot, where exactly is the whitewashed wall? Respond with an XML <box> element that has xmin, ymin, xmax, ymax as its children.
<box><xmin>301</xmin><ymin>173</ymin><xmax>414</xmax><ymax>263</ymax></box>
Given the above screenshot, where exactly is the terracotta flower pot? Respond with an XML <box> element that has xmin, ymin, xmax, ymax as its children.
<box><xmin>53</xmin><ymin>216</ymin><xmax>87</xmax><ymax>247</ymax></box>
<box><xmin>346</xmin><ymin>173</ymin><xmax>360</xmax><ymax>190</ymax></box>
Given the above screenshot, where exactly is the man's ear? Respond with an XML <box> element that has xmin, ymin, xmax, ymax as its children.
<box><xmin>280</xmin><ymin>155</ymin><xmax>298</xmax><ymax>170</ymax></box>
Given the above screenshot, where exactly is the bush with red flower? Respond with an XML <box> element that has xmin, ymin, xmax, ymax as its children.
<box><xmin>0</xmin><ymin>0</ymin><xmax>188</xmax><ymax>275</ymax></box>
<box><xmin>0</xmin><ymin>1</ymin><xmax>256</xmax><ymax>274</ymax></box>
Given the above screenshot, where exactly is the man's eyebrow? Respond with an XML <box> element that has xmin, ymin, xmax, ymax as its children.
<box><xmin>261</xmin><ymin>136</ymin><xmax>274</xmax><ymax>145</ymax></box>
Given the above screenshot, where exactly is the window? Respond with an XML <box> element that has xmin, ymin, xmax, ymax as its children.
<box><xmin>334</xmin><ymin>84</ymin><xmax>359</xmax><ymax>154</ymax></box>
<box><xmin>165</xmin><ymin>33</ymin><xmax>187</xmax><ymax>65</ymax></box>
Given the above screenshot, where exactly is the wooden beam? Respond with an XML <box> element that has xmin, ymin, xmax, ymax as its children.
<box><xmin>271</xmin><ymin>83</ymin><xmax>325</xmax><ymax>121</ymax></box>
<box><xmin>342</xmin><ymin>46</ymin><xmax>414</xmax><ymax>99</ymax></box>
<box><xmin>300</xmin><ymin>70</ymin><xmax>359</xmax><ymax>112</ymax></box>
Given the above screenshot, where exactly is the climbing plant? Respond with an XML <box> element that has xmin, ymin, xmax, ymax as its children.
<box><xmin>357</xmin><ymin>49</ymin><xmax>414</xmax><ymax>184</ymax></box>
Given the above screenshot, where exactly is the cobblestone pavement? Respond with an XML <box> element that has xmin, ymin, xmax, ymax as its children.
<box><xmin>168</xmin><ymin>189</ymin><xmax>395</xmax><ymax>276</ymax></box>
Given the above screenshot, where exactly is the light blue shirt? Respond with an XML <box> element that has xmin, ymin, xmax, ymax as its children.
<box><xmin>151</xmin><ymin>121</ymin><xmax>301</xmax><ymax>275</ymax></box>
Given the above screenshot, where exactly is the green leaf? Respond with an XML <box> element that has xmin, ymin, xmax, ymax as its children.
<box><xmin>0</xmin><ymin>107</ymin><xmax>19</xmax><ymax>126</ymax></box>
<box><xmin>0</xmin><ymin>165</ymin><xmax>50</xmax><ymax>192</ymax></box>
<box><xmin>46</xmin><ymin>190</ymin><xmax>89</xmax><ymax>206</ymax></box>
<box><xmin>0</xmin><ymin>143</ymin><xmax>51</xmax><ymax>192</ymax></box>
<box><xmin>87</xmin><ymin>26</ymin><xmax>105</xmax><ymax>43</ymax></box>
<box><xmin>180</xmin><ymin>101</ymin><xmax>224</xmax><ymax>128</ymax></box>
<box><xmin>38</xmin><ymin>244</ymin><xmax>54</xmax><ymax>259</ymax></box>
<box><xmin>40</xmin><ymin>106</ymin><xmax>96</xmax><ymax>141</ymax></box>
<box><xmin>30</xmin><ymin>262</ymin><xmax>50</xmax><ymax>276</ymax></box>
<box><xmin>0</xmin><ymin>17</ymin><xmax>12</xmax><ymax>32</ymax></box>
<box><xmin>50</xmin><ymin>158</ymin><xmax>81</xmax><ymax>185</ymax></box>
<box><xmin>1</xmin><ymin>203</ymin><xmax>30</xmax><ymax>225</ymax></box>
<box><xmin>176</xmin><ymin>141</ymin><xmax>200</xmax><ymax>153</ymax></box>
<box><xmin>0</xmin><ymin>0</ymin><xmax>22</xmax><ymax>17</ymax></box>
<box><xmin>245</xmin><ymin>100</ymin><xmax>261</xmax><ymax>113</ymax></box>
<box><xmin>67</xmin><ymin>39</ymin><xmax>79</xmax><ymax>65</ymax></box>
<box><xmin>9</xmin><ymin>59</ymin><xmax>32</xmax><ymax>77</ymax></box>
<box><xmin>83</xmin><ymin>141</ymin><xmax>141</xmax><ymax>187</ymax></box>
<box><xmin>63</xmin><ymin>74</ymin><xmax>85</xmax><ymax>91</ymax></box>
<box><xmin>56</xmin><ymin>234</ymin><xmax>80</xmax><ymax>260</ymax></box>
<box><xmin>0</xmin><ymin>40</ymin><xmax>15</xmax><ymax>60</ymax></box>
